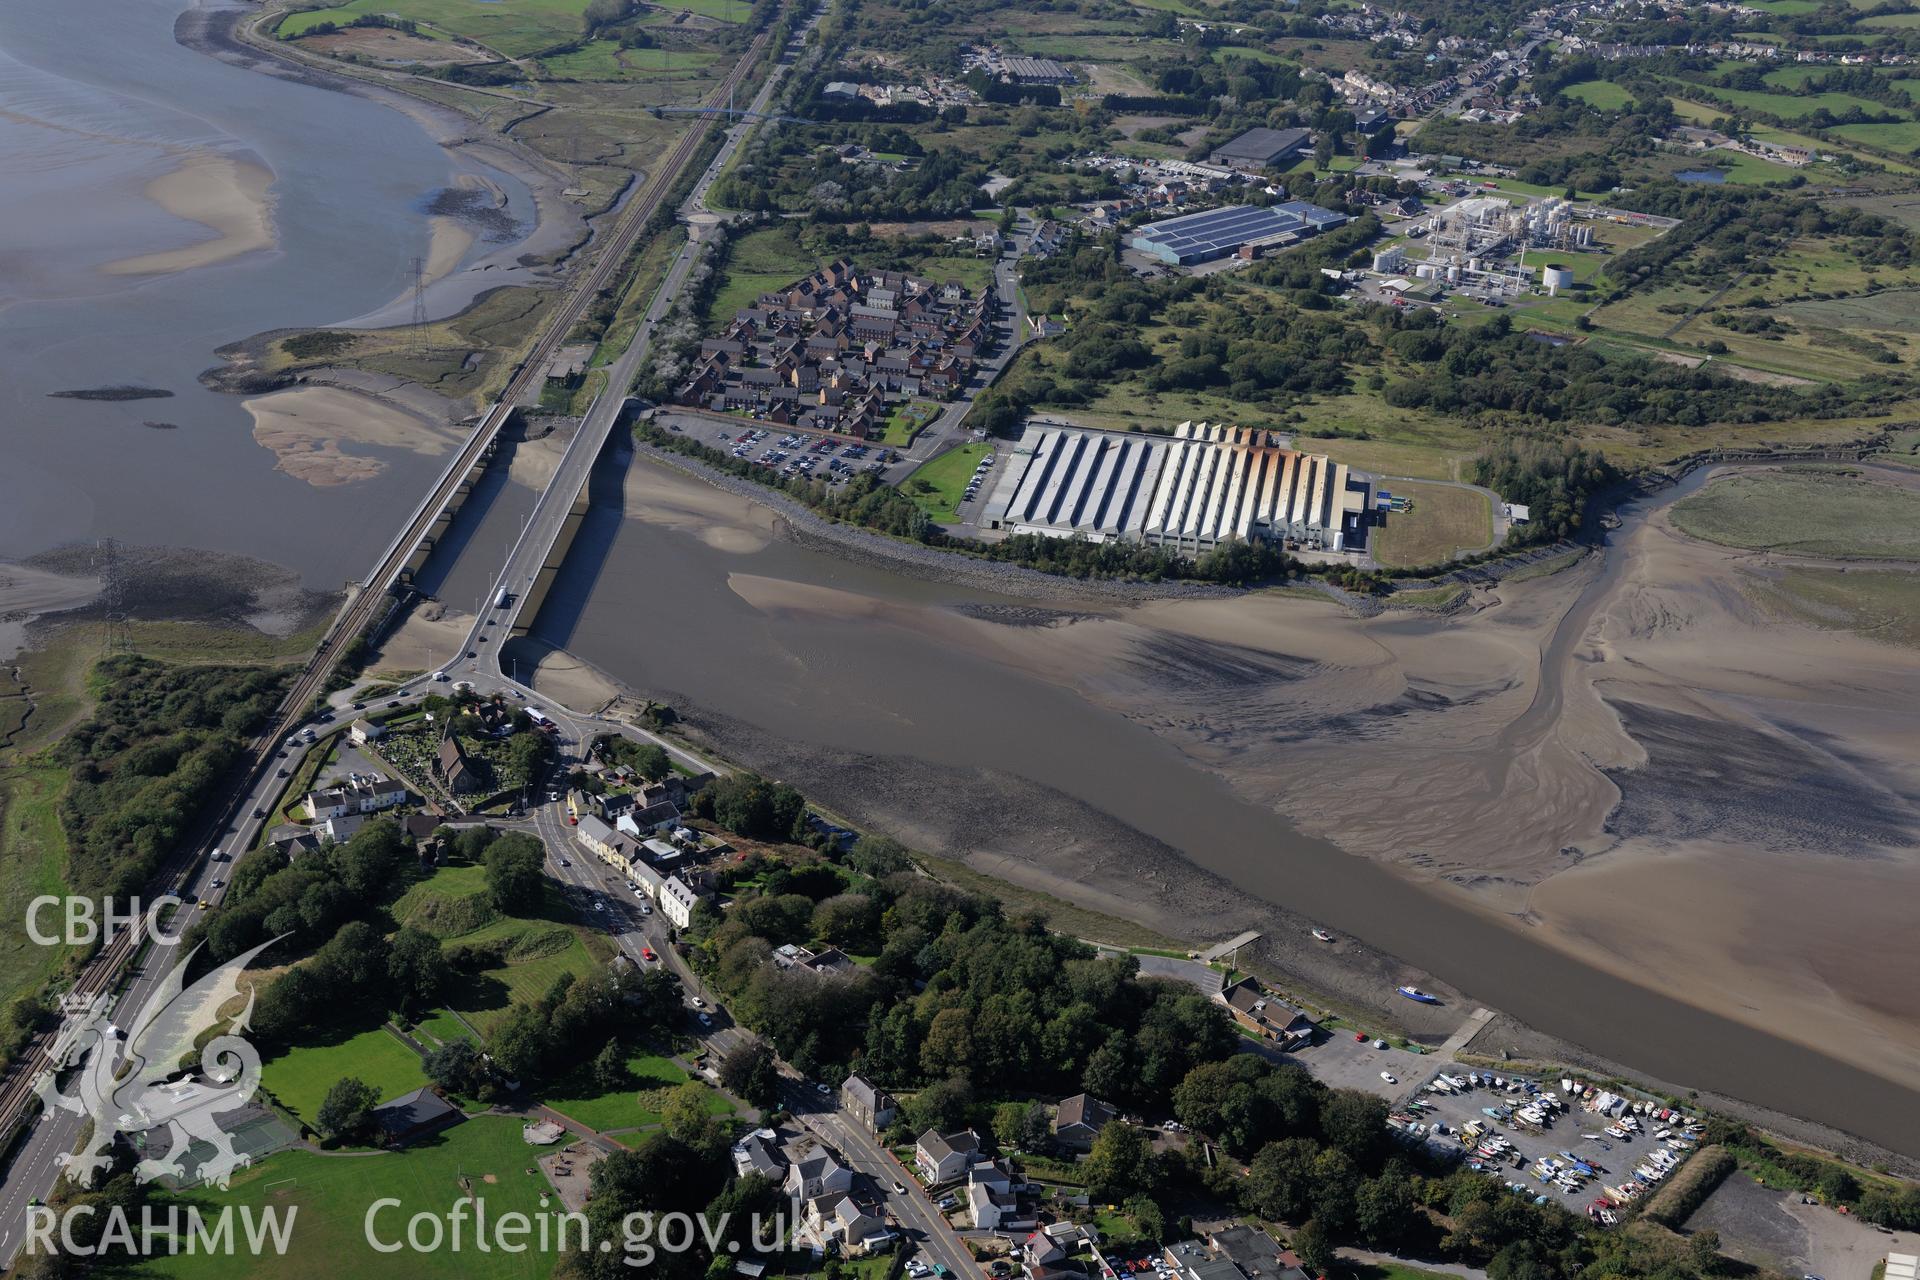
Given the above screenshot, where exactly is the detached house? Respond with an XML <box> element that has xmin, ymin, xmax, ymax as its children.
<box><xmin>784</xmin><ymin>1147</ymin><xmax>853</xmax><ymax>1201</ymax></box>
<box><xmin>914</xmin><ymin>1128</ymin><xmax>979</xmax><ymax>1184</ymax></box>
<box><xmin>1052</xmin><ymin>1093</ymin><xmax>1116</xmax><ymax>1152</ymax></box>
<box><xmin>1219</xmin><ymin>977</ymin><xmax>1317</xmax><ymax>1049</ymax></box>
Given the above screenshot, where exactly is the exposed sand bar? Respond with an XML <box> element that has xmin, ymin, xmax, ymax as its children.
<box><xmin>244</xmin><ymin>384</ymin><xmax>457</xmax><ymax>487</ymax></box>
<box><xmin>101</xmin><ymin>151</ymin><xmax>277</xmax><ymax>277</ymax></box>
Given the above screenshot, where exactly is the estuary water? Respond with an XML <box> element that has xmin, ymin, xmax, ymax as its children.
<box><xmin>0</xmin><ymin>0</ymin><xmax>527</xmax><ymax>583</ymax></box>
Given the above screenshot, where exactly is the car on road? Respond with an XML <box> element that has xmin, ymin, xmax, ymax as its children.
<box><xmin>641</xmin><ymin>947</ymin><xmax>656</xmax><ymax>962</ymax></box>
<box><xmin>690</xmin><ymin>996</ymin><xmax>705</xmax><ymax>1008</ymax></box>
<box><xmin>252</xmin><ymin>807</ymin><xmax>266</xmax><ymax>819</ymax></box>
<box><xmin>696</xmin><ymin>1012</ymin><xmax>713</xmax><ymax>1027</ymax></box>
<box><xmin>560</xmin><ymin>857</ymin><xmax>571</xmax><ymax>867</ymax></box>
<box><xmin>387</xmin><ymin>700</ymin><xmax>402</xmax><ymax>708</ymax></box>
<box><xmin>210</xmin><ymin>878</ymin><xmax>224</xmax><ymax>889</ymax></box>
<box><xmin>1381</xmin><ymin>1071</ymin><xmax>1398</xmax><ymax>1084</ymax></box>
<box><xmin>891</xmin><ymin>1181</ymin><xmax>908</xmax><ymax>1196</ymax></box>
<box><xmin>277</xmin><ymin>768</ymin><xmax>289</xmax><ymax>778</ymax></box>
<box><xmin>592</xmin><ymin>901</ymin><xmax>604</xmax><ymax>911</ymax></box>
<box><xmin>196</xmin><ymin>900</ymin><xmax>210</xmax><ymax>909</ymax></box>
<box><xmin>352</xmin><ymin>702</ymin><xmax>365</xmax><ymax>710</ymax></box>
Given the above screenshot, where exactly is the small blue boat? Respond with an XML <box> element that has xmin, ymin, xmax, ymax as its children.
<box><xmin>1397</xmin><ymin>985</ymin><xmax>1441</xmax><ymax>1004</ymax></box>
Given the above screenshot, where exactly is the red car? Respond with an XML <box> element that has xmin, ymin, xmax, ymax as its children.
<box><xmin>642</xmin><ymin>947</ymin><xmax>657</xmax><ymax>962</ymax></box>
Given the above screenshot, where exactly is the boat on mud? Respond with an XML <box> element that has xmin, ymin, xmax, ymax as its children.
<box><xmin>1397</xmin><ymin>985</ymin><xmax>1441</xmax><ymax>1004</ymax></box>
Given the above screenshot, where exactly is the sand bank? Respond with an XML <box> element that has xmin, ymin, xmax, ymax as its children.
<box><xmin>368</xmin><ymin>600</ymin><xmax>472</xmax><ymax>677</ymax></box>
<box><xmin>244</xmin><ymin>384</ymin><xmax>458</xmax><ymax>487</ymax></box>
<box><xmin>101</xmin><ymin>151</ymin><xmax>276</xmax><ymax>277</ymax></box>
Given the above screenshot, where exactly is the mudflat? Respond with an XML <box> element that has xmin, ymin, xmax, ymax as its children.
<box><xmin>530</xmin><ymin>454</ymin><xmax>1920</xmax><ymax>1144</ymax></box>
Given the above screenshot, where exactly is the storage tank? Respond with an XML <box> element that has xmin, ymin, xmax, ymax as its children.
<box><xmin>1542</xmin><ymin>263</ymin><xmax>1575</xmax><ymax>295</ymax></box>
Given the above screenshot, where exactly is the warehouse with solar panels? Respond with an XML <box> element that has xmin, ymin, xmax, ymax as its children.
<box><xmin>981</xmin><ymin>422</ymin><xmax>1371</xmax><ymax>552</ymax></box>
<box><xmin>1128</xmin><ymin>202</ymin><xmax>1350</xmax><ymax>266</ymax></box>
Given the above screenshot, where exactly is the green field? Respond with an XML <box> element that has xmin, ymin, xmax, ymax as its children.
<box><xmin>261</xmin><ymin>1027</ymin><xmax>429</xmax><ymax>1128</ymax></box>
<box><xmin>147</xmin><ymin>1117</ymin><xmax>554</xmax><ymax>1280</ymax></box>
<box><xmin>1780</xmin><ymin>289</ymin><xmax>1920</xmax><ymax>335</ymax></box>
<box><xmin>1671</xmin><ymin>469</ymin><xmax>1920</xmax><ymax>559</ymax></box>
<box><xmin>902</xmin><ymin>443</ymin><xmax>991</xmax><ymax>521</ymax></box>
<box><xmin>881</xmin><ymin>401</ymin><xmax>940</xmax><ymax>447</ymax></box>
<box><xmin>1660</xmin><ymin>77</ymin><xmax>1893</xmax><ymax>124</ymax></box>
<box><xmin>705</xmin><ymin>226</ymin><xmax>820</xmax><ymax>324</ymax></box>
<box><xmin>0</xmin><ymin>765</ymin><xmax>75</xmax><ymax>1014</ymax></box>
<box><xmin>1370</xmin><ymin>481</ymin><xmax>1495</xmax><ymax>568</ymax></box>
<box><xmin>411</xmin><ymin>1008</ymin><xmax>481</xmax><ymax>1048</ymax></box>
<box><xmin>1829</xmin><ymin>120</ymin><xmax>1920</xmax><ymax>153</ymax></box>
<box><xmin>1563</xmin><ymin>79</ymin><xmax>1632</xmax><ymax>110</ymax></box>
<box><xmin>276</xmin><ymin>0</ymin><xmax>591</xmax><ymax>57</ymax></box>
<box><xmin>539</xmin><ymin>41</ymin><xmax>717</xmax><ymax>79</ymax></box>
<box><xmin>537</xmin><ymin>1053</ymin><xmax>730</xmax><ymax>1131</ymax></box>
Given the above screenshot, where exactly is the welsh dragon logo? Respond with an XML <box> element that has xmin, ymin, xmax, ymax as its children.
<box><xmin>32</xmin><ymin>936</ymin><xmax>284</xmax><ymax>1190</ymax></box>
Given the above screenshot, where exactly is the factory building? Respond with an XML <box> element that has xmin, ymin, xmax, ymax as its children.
<box><xmin>1128</xmin><ymin>202</ymin><xmax>1350</xmax><ymax>267</ymax></box>
<box><xmin>982</xmin><ymin>422</ymin><xmax>1371</xmax><ymax>552</ymax></box>
<box><xmin>1001</xmin><ymin>56</ymin><xmax>1075</xmax><ymax>86</ymax></box>
<box><xmin>1208</xmin><ymin>126</ymin><xmax>1313</xmax><ymax>170</ymax></box>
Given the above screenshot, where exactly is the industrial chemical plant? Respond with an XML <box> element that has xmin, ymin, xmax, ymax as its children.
<box><xmin>1374</xmin><ymin>193</ymin><xmax>1596</xmax><ymax>298</ymax></box>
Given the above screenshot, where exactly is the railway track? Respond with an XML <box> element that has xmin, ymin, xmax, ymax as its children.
<box><xmin>0</xmin><ymin>31</ymin><xmax>770</xmax><ymax>1158</ymax></box>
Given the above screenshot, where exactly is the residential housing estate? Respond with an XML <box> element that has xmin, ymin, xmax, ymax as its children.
<box><xmin>674</xmin><ymin>260</ymin><xmax>997</xmax><ymax>437</ymax></box>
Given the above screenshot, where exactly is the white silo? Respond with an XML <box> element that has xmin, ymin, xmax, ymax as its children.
<box><xmin>1542</xmin><ymin>263</ymin><xmax>1575</xmax><ymax>295</ymax></box>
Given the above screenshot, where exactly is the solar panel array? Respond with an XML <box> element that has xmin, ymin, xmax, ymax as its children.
<box><xmin>1129</xmin><ymin>202</ymin><xmax>1349</xmax><ymax>264</ymax></box>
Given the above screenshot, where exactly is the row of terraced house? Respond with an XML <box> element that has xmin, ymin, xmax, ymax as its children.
<box><xmin>674</xmin><ymin>259</ymin><xmax>997</xmax><ymax>437</ymax></box>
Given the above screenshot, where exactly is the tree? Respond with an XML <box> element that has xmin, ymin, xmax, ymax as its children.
<box><xmin>454</xmin><ymin>824</ymin><xmax>495</xmax><ymax>863</ymax></box>
<box><xmin>847</xmin><ymin>834</ymin><xmax>911</xmax><ymax>877</ymax></box>
<box><xmin>1687</xmin><ymin>1228</ymin><xmax>1722</xmax><ymax>1274</ymax></box>
<box><xmin>424</xmin><ymin>1040</ymin><xmax>487</xmax><ymax>1095</ymax></box>
<box><xmin>1292</xmin><ymin>1219</ymin><xmax>1334</xmax><ymax>1278</ymax></box>
<box><xmin>507</xmin><ymin>729</ymin><xmax>552</xmax><ymax>781</ymax></box>
<box><xmin>1085</xmin><ymin>1123</ymin><xmax>1155</xmax><ymax>1202</ymax></box>
<box><xmin>631</xmin><ymin>743</ymin><xmax>671</xmax><ymax>782</ymax></box>
<box><xmin>920</xmin><ymin>1007</ymin><xmax>975</xmax><ymax>1079</ymax></box>
<box><xmin>484</xmin><ymin>832</ymin><xmax>545</xmax><ymax>910</ymax></box>
<box><xmin>592</xmin><ymin>1040</ymin><xmax>628</xmax><ymax>1092</ymax></box>
<box><xmin>660</xmin><ymin>1082</ymin><xmax>727</xmax><ymax>1157</ymax></box>
<box><xmin>388</xmin><ymin>927</ymin><xmax>448</xmax><ymax>1014</ymax></box>
<box><xmin>718</xmin><ymin>1042</ymin><xmax>780</xmax><ymax>1108</ymax></box>
<box><xmin>992</xmin><ymin>1101</ymin><xmax>1050</xmax><ymax>1151</ymax></box>
<box><xmin>316</xmin><ymin>1077</ymin><xmax>378</xmax><ymax>1144</ymax></box>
